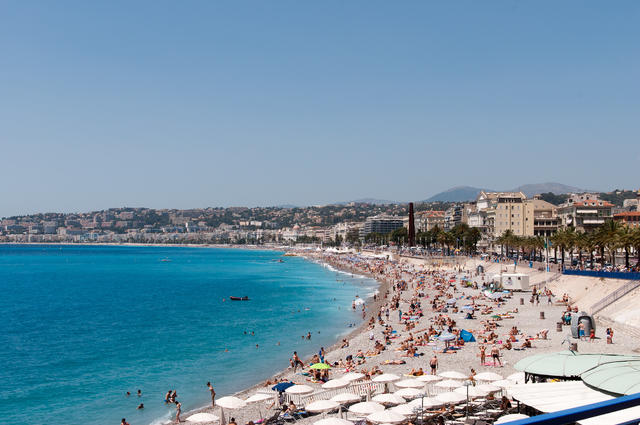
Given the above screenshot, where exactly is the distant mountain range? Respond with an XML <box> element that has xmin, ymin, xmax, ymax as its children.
<box><xmin>424</xmin><ymin>182</ymin><xmax>585</xmax><ymax>202</ymax></box>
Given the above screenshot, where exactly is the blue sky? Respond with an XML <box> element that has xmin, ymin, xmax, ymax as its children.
<box><xmin>1</xmin><ymin>1</ymin><xmax>638</xmax><ymax>216</ymax></box>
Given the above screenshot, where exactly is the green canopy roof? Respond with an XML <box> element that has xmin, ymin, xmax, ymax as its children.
<box><xmin>581</xmin><ymin>360</ymin><xmax>640</xmax><ymax>395</ymax></box>
<box><xmin>514</xmin><ymin>351</ymin><xmax>639</xmax><ymax>378</ymax></box>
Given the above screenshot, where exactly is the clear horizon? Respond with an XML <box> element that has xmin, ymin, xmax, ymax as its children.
<box><xmin>1</xmin><ymin>1</ymin><xmax>639</xmax><ymax>217</ymax></box>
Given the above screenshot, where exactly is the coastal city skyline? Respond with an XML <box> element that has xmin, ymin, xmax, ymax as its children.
<box><xmin>2</xmin><ymin>2</ymin><xmax>639</xmax><ymax>217</ymax></box>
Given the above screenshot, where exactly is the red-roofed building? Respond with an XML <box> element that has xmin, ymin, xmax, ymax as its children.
<box><xmin>558</xmin><ymin>194</ymin><xmax>614</xmax><ymax>232</ymax></box>
<box><xmin>414</xmin><ymin>210</ymin><xmax>445</xmax><ymax>232</ymax></box>
<box><xmin>614</xmin><ymin>211</ymin><xmax>640</xmax><ymax>228</ymax></box>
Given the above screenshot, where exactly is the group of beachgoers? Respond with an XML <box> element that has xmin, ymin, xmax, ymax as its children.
<box><xmin>163</xmin><ymin>251</ymin><xmax>604</xmax><ymax>425</ymax></box>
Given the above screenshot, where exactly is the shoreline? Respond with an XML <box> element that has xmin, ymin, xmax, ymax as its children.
<box><xmin>175</xmin><ymin>251</ymin><xmax>392</xmax><ymax>424</ymax></box>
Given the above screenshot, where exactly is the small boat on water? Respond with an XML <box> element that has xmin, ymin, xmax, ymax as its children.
<box><xmin>229</xmin><ymin>296</ymin><xmax>250</xmax><ymax>301</ymax></box>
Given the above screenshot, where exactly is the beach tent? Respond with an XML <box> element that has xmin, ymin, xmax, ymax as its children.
<box><xmin>460</xmin><ymin>329</ymin><xmax>475</xmax><ymax>342</ymax></box>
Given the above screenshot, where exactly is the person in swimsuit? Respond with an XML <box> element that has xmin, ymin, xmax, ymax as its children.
<box><xmin>121</xmin><ymin>419</ymin><xmax>130</xmax><ymax>425</ymax></box>
<box><xmin>429</xmin><ymin>355</ymin><xmax>438</xmax><ymax>374</ymax></box>
<box><xmin>164</xmin><ymin>390</ymin><xmax>171</xmax><ymax>404</ymax></box>
<box><xmin>479</xmin><ymin>345</ymin><xmax>486</xmax><ymax>365</ymax></box>
<box><xmin>491</xmin><ymin>345</ymin><xmax>501</xmax><ymax>366</ymax></box>
<box><xmin>207</xmin><ymin>382</ymin><xmax>216</xmax><ymax>407</ymax></box>
<box><xmin>175</xmin><ymin>401</ymin><xmax>182</xmax><ymax>422</ymax></box>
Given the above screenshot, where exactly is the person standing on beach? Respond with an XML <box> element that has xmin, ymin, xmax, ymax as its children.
<box><xmin>175</xmin><ymin>401</ymin><xmax>182</xmax><ymax>422</ymax></box>
<box><xmin>491</xmin><ymin>345</ymin><xmax>501</xmax><ymax>366</ymax></box>
<box><xmin>429</xmin><ymin>355</ymin><xmax>438</xmax><ymax>375</ymax></box>
<box><xmin>207</xmin><ymin>382</ymin><xmax>216</xmax><ymax>407</ymax></box>
<box><xmin>292</xmin><ymin>351</ymin><xmax>304</xmax><ymax>371</ymax></box>
<box><xmin>479</xmin><ymin>345</ymin><xmax>486</xmax><ymax>365</ymax></box>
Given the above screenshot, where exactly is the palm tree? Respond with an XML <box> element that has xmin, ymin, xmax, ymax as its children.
<box><xmin>618</xmin><ymin>226</ymin><xmax>635</xmax><ymax>270</ymax></box>
<box><xmin>632</xmin><ymin>227</ymin><xmax>640</xmax><ymax>268</ymax></box>
<box><xmin>598</xmin><ymin>220</ymin><xmax>622</xmax><ymax>267</ymax></box>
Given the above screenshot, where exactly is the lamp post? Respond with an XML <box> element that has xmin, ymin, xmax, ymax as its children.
<box><xmin>463</xmin><ymin>379</ymin><xmax>473</xmax><ymax>417</ymax></box>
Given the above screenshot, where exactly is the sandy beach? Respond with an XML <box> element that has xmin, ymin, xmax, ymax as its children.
<box><xmin>174</xmin><ymin>251</ymin><xmax>640</xmax><ymax>425</ymax></box>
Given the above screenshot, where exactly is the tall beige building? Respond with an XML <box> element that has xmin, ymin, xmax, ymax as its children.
<box><xmin>476</xmin><ymin>191</ymin><xmax>533</xmax><ymax>238</ymax></box>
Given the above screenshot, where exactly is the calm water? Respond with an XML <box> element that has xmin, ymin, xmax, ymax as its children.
<box><xmin>0</xmin><ymin>245</ymin><xmax>377</xmax><ymax>425</ymax></box>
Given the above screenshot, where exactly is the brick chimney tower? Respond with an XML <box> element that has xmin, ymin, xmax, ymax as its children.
<box><xmin>408</xmin><ymin>202</ymin><xmax>416</xmax><ymax>247</ymax></box>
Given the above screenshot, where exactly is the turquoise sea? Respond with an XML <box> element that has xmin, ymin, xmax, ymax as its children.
<box><xmin>0</xmin><ymin>245</ymin><xmax>378</xmax><ymax>425</ymax></box>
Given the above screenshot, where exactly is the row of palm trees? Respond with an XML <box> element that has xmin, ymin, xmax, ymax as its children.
<box><xmin>495</xmin><ymin>220</ymin><xmax>640</xmax><ymax>269</ymax></box>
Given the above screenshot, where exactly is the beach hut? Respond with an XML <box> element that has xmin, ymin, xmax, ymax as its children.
<box><xmin>570</xmin><ymin>311</ymin><xmax>596</xmax><ymax>339</ymax></box>
<box><xmin>492</xmin><ymin>273</ymin><xmax>530</xmax><ymax>291</ymax></box>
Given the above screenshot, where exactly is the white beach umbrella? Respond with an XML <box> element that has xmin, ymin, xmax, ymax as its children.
<box><xmin>246</xmin><ymin>393</ymin><xmax>273</xmax><ymax>403</ymax></box>
<box><xmin>495</xmin><ymin>414</ymin><xmax>530</xmax><ymax>424</ymax></box>
<box><xmin>373</xmin><ymin>373</ymin><xmax>401</xmax><ymax>383</ymax></box>
<box><xmin>453</xmin><ymin>386</ymin><xmax>489</xmax><ymax>397</ymax></box>
<box><xmin>476</xmin><ymin>384</ymin><xmax>501</xmax><ymax>394</ymax></box>
<box><xmin>315</xmin><ymin>419</ymin><xmax>354</xmax><ymax>425</ymax></box>
<box><xmin>245</xmin><ymin>392</ymin><xmax>274</xmax><ymax>419</ymax></box>
<box><xmin>331</xmin><ymin>393</ymin><xmax>361</xmax><ymax>404</ymax></box>
<box><xmin>342</xmin><ymin>372</ymin><xmax>365</xmax><ymax>382</ymax></box>
<box><xmin>416</xmin><ymin>375</ymin><xmax>443</xmax><ymax>383</ymax></box>
<box><xmin>217</xmin><ymin>396</ymin><xmax>246</xmax><ymax>409</ymax></box>
<box><xmin>285</xmin><ymin>384</ymin><xmax>314</xmax><ymax>395</ymax></box>
<box><xmin>394</xmin><ymin>379</ymin><xmax>424</xmax><ymax>389</ymax></box>
<box><xmin>307</xmin><ymin>400</ymin><xmax>340</xmax><ymax>413</ymax></box>
<box><xmin>506</xmin><ymin>372</ymin><xmax>525</xmax><ymax>384</ymax></box>
<box><xmin>435</xmin><ymin>392</ymin><xmax>467</xmax><ymax>404</ymax></box>
<box><xmin>408</xmin><ymin>397</ymin><xmax>442</xmax><ymax>409</ymax></box>
<box><xmin>323</xmin><ymin>379</ymin><xmax>350</xmax><ymax>390</ymax></box>
<box><xmin>186</xmin><ymin>412</ymin><xmax>220</xmax><ymax>423</ymax></box>
<box><xmin>394</xmin><ymin>388</ymin><xmax>422</xmax><ymax>399</ymax></box>
<box><xmin>434</xmin><ymin>379</ymin><xmax>463</xmax><ymax>390</ymax></box>
<box><xmin>348</xmin><ymin>401</ymin><xmax>386</xmax><ymax>415</ymax></box>
<box><xmin>439</xmin><ymin>371</ymin><xmax>467</xmax><ymax>380</ymax></box>
<box><xmin>492</xmin><ymin>380</ymin><xmax>515</xmax><ymax>389</ymax></box>
<box><xmin>367</xmin><ymin>410</ymin><xmax>406</xmax><ymax>424</ymax></box>
<box><xmin>474</xmin><ymin>372</ymin><xmax>503</xmax><ymax>382</ymax></box>
<box><xmin>391</xmin><ymin>403</ymin><xmax>419</xmax><ymax>416</ymax></box>
<box><xmin>217</xmin><ymin>396</ymin><xmax>247</xmax><ymax>425</ymax></box>
<box><xmin>372</xmin><ymin>393</ymin><xmax>406</xmax><ymax>405</ymax></box>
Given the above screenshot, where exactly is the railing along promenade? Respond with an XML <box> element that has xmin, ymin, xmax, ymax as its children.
<box><xmin>562</xmin><ymin>269</ymin><xmax>640</xmax><ymax>280</ymax></box>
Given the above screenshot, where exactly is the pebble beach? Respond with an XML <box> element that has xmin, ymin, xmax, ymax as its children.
<box><xmin>176</xmin><ymin>251</ymin><xmax>640</xmax><ymax>425</ymax></box>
